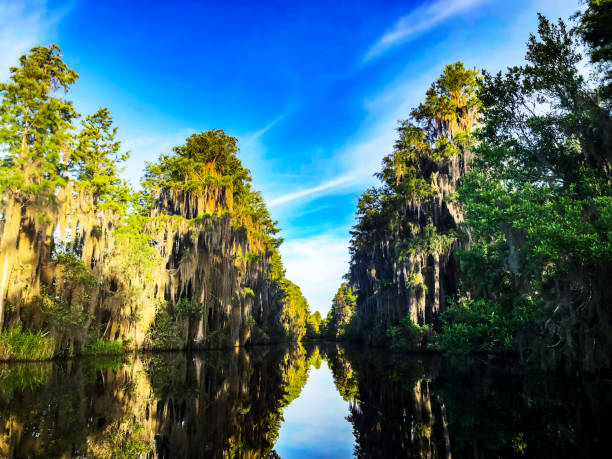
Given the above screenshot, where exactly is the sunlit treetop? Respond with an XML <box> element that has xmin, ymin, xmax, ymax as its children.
<box><xmin>142</xmin><ymin>129</ymin><xmax>251</xmax><ymax>196</ymax></box>
<box><xmin>72</xmin><ymin>107</ymin><xmax>130</xmax><ymax>210</ymax></box>
<box><xmin>0</xmin><ymin>44</ymin><xmax>79</xmax><ymax>198</ymax></box>
<box><xmin>375</xmin><ymin>62</ymin><xmax>481</xmax><ymax>194</ymax></box>
<box><xmin>412</xmin><ymin>62</ymin><xmax>481</xmax><ymax>140</ymax></box>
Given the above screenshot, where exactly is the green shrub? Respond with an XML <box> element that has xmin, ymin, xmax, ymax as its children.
<box><xmin>83</xmin><ymin>338</ymin><xmax>125</xmax><ymax>356</ymax></box>
<box><xmin>387</xmin><ymin>315</ymin><xmax>430</xmax><ymax>351</ymax></box>
<box><xmin>174</xmin><ymin>297</ymin><xmax>205</xmax><ymax>319</ymax></box>
<box><xmin>437</xmin><ymin>297</ymin><xmax>538</xmax><ymax>356</ymax></box>
<box><xmin>145</xmin><ymin>310</ymin><xmax>186</xmax><ymax>350</ymax></box>
<box><xmin>0</xmin><ymin>329</ymin><xmax>55</xmax><ymax>361</ymax></box>
<box><xmin>205</xmin><ymin>330</ymin><xmax>233</xmax><ymax>348</ymax></box>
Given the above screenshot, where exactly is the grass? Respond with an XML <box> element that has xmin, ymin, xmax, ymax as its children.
<box><xmin>83</xmin><ymin>338</ymin><xmax>126</xmax><ymax>356</ymax></box>
<box><xmin>0</xmin><ymin>329</ymin><xmax>56</xmax><ymax>361</ymax></box>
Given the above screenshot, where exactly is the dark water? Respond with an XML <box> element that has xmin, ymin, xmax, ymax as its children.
<box><xmin>0</xmin><ymin>344</ymin><xmax>609</xmax><ymax>458</ymax></box>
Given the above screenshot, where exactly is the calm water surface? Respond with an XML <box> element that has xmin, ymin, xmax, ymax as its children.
<box><xmin>0</xmin><ymin>344</ymin><xmax>609</xmax><ymax>458</ymax></box>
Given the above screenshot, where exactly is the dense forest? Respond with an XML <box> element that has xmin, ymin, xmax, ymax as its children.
<box><xmin>325</xmin><ymin>1</ymin><xmax>612</xmax><ymax>374</ymax></box>
<box><xmin>0</xmin><ymin>45</ymin><xmax>316</xmax><ymax>360</ymax></box>
<box><xmin>1</xmin><ymin>0</ymin><xmax>611</xmax><ymax>378</ymax></box>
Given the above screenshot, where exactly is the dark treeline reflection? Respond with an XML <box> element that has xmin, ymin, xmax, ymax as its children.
<box><xmin>1</xmin><ymin>345</ymin><xmax>610</xmax><ymax>458</ymax></box>
<box><xmin>0</xmin><ymin>346</ymin><xmax>314</xmax><ymax>458</ymax></box>
<box><xmin>321</xmin><ymin>345</ymin><xmax>610</xmax><ymax>458</ymax></box>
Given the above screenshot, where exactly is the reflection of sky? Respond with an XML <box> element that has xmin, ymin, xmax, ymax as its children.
<box><xmin>274</xmin><ymin>360</ymin><xmax>355</xmax><ymax>458</ymax></box>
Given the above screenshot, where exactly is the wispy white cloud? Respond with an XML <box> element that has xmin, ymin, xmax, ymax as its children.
<box><xmin>0</xmin><ymin>0</ymin><xmax>72</xmax><ymax>81</ymax></box>
<box><xmin>363</xmin><ymin>0</ymin><xmax>488</xmax><ymax>63</ymax></box>
<box><xmin>241</xmin><ymin>111</ymin><xmax>289</xmax><ymax>147</ymax></box>
<box><xmin>280</xmin><ymin>232</ymin><xmax>350</xmax><ymax>314</ymax></box>
<box><xmin>269</xmin><ymin>175</ymin><xmax>352</xmax><ymax>206</ymax></box>
<box><xmin>267</xmin><ymin>72</ymin><xmax>433</xmax><ymax>208</ymax></box>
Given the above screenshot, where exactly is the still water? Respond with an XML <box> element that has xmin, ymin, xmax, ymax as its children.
<box><xmin>0</xmin><ymin>344</ymin><xmax>609</xmax><ymax>458</ymax></box>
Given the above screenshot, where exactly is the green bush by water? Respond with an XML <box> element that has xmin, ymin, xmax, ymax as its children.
<box><xmin>0</xmin><ymin>329</ymin><xmax>56</xmax><ymax>361</ymax></box>
<box><xmin>83</xmin><ymin>338</ymin><xmax>126</xmax><ymax>356</ymax></box>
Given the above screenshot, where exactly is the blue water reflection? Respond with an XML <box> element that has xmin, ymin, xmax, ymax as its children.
<box><xmin>275</xmin><ymin>359</ymin><xmax>355</xmax><ymax>458</ymax></box>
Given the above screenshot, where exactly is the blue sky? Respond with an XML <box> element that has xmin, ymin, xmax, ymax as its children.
<box><xmin>1</xmin><ymin>0</ymin><xmax>579</xmax><ymax>314</ymax></box>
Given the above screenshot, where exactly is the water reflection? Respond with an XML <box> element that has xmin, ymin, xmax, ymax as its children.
<box><xmin>0</xmin><ymin>345</ymin><xmax>609</xmax><ymax>458</ymax></box>
<box><xmin>275</xmin><ymin>357</ymin><xmax>354</xmax><ymax>458</ymax></box>
<box><xmin>321</xmin><ymin>345</ymin><xmax>610</xmax><ymax>458</ymax></box>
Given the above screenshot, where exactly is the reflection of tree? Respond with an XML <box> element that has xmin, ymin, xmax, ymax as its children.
<box><xmin>321</xmin><ymin>345</ymin><xmax>360</xmax><ymax>402</ymax></box>
<box><xmin>322</xmin><ymin>345</ymin><xmax>449</xmax><ymax>458</ymax></box>
<box><xmin>4</xmin><ymin>345</ymin><xmax>607</xmax><ymax>458</ymax></box>
<box><xmin>322</xmin><ymin>346</ymin><xmax>610</xmax><ymax>459</ymax></box>
<box><xmin>0</xmin><ymin>345</ymin><xmax>318</xmax><ymax>458</ymax></box>
<box><xmin>434</xmin><ymin>359</ymin><xmax>611</xmax><ymax>458</ymax></box>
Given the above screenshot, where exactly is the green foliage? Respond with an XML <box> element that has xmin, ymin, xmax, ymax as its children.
<box><xmin>449</xmin><ymin>12</ymin><xmax>612</xmax><ymax>371</ymax></box>
<box><xmin>405</xmin><ymin>272</ymin><xmax>428</xmax><ymax>295</ymax></box>
<box><xmin>374</xmin><ymin>61</ymin><xmax>481</xmax><ymax>194</ymax></box>
<box><xmin>205</xmin><ymin>330</ymin><xmax>233</xmax><ymax>348</ymax></box>
<box><xmin>111</xmin><ymin>214</ymin><xmax>163</xmax><ymax>282</ymax></box>
<box><xmin>387</xmin><ymin>315</ymin><xmax>430</xmax><ymax>351</ymax></box>
<box><xmin>280</xmin><ymin>279</ymin><xmax>310</xmax><ymax>341</ymax></box>
<box><xmin>174</xmin><ymin>297</ymin><xmax>205</xmax><ymax>319</ymax></box>
<box><xmin>72</xmin><ymin>107</ymin><xmax>130</xmax><ymax>211</ymax></box>
<box><xmin>323</xmin><ymin>282</ymin><xmax>356</xmax><ymax>340</ymax></box>
<box><xmin>0</xmin><ymin>329</ymin><xmax>55</xmax><ymax>361</ymax></box>
<box><xmin>246</xmin><ymin>252</ymin><xmax>262</xmax><ymax>263</ymax></box>
<box><xmin>142</xmin><ymin>129</ymin><xmax>250</xmax><ymax>199</ymax></box>
<box><xmin>53</xmin><ymin>252</ymin><xmax>97</xmax><ymax>289</ymax></box>
<box><xmin>437</xmin><ymin>298</ymin><xmax>538</xmax><ymax>356</ymax></box>
<box><xmin>239</xmin><ymin>186</ymin><xmax>283</xmax><ymax>246</ymax></box>
<box><xmin>146</xmin><ymin>309</ymin><xmax>186</xmax><ymax>350</ymax></box>
<box><xmin>40</xmin><ymin>294</ymin><xmax>91</xmax><ymax>333</ymax></box>
<box><xmin>40</xmin><ymin>252</ymin><xmax>96</xmax><ymax>356</ymax></box>
<box><xmin>577</xmin><ymin>0</ymin><xmax>612</xmax><ymax>99</ymax></box>
<box><xmin>83</xmin><ymin>338</ymin><xmax>125</xmax><ymax>356</ymax></box>
<box><xmin>305</xmin><ymin>310</ymin><xmax>322</xmax><ymax>339</ymax></box>
<box><xmin>0</xmin><ymin>44</ymin><xmax>78</xmax><ymax>200</ymax></box>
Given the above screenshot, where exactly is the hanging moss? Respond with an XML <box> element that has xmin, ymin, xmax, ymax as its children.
<box><xmin>347</xmin><ymin>62</ymin><xmax>481</xmax><ymax>344</ymax></box>
<box><xmin>0</xmin><ymin>46</ymin><xmax>296</xmax><ymax>358</ymax></box>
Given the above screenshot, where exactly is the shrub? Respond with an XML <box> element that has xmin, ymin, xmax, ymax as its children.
<box><xmin>205</xmin><ymin>330</ymin><xmax>233</xmax><ymax>348</ymax></box>
<box><xmin>387</xmin><ymin>315</ymin><xmax>430</xmax><ymax>351</ymax></box>
<box><xmin>437</xmin><ymin>297</ymin><xmax>538</xmax><ymax>356</ymax></box>
<box><xmin>83</xmin><ymin>338</ymin><xmax>125</xmax><ymax>356</ymax></box>
<box><xmin>0</xmin><ymin>329</ymin><xmax>55</xmax><ymax>361</ymax></box>
<box><xmin>174</xmin><ymin>297</ymin><xmax>205</xmax><ymax>319</ymax></box>
<box><xmin>145</xmin><ymin>310</ymin><xmax>186</xmax><ymax>350</ymax></box>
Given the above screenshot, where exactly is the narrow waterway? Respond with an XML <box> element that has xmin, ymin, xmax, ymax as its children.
<box><xmin>0</xmin><ymin>344</ymin><xmax>609</xmax><ymax>457</ymax></box>
<box><xmin>275</xmin><ymin>359</ymin><xmax>354</xmax><ymax>458</ymax></box>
